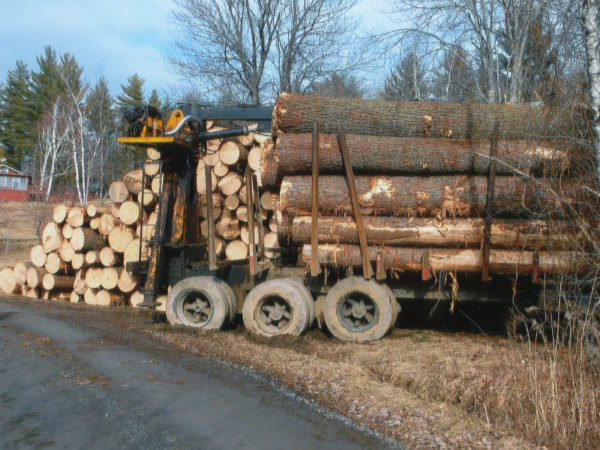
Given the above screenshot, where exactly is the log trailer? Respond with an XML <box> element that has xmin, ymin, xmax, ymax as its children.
<box><xmin>117</xmin><ymin>98</ymin><xmax>577</xmax><ymax>341</ymax></box>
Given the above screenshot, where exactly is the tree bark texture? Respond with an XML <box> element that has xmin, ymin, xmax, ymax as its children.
<box><xmin>259</xmin><ymin>133</ymin><xmax>568</xmax><ymax>186</ymax></box>
<box><xmin>280</xmin><ymin>175</ymin><xmax>569</xmax><ymax>217</ymax></box>
<box><xmin>289</xmin><ymin>216</ymin><xmax>570</xmax><ymax>250</ymax></box>
<box><xmin>301</xmin><ymin>244</ymin><xmax>582</xmax><ymax>275</ymax></box>
<box><xmin>272</xmin><ymin>93</ymin><xmax>570</xmax><ymax>140</ymax></box>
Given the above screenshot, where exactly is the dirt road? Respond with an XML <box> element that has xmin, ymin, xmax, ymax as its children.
<box><xmin>0</xmin><ymin>297</ymin><xmax>394</xmax><ymax>449</ymax></box>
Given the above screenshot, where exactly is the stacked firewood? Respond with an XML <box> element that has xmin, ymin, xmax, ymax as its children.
<box><xmin>0</xmin><ymin>163</ymin><xmax>159</xmax><ymax>307</ymax></box>
<box><xmin>196</xmin><ymin>122</ymin><xmax>279</xmax><ymax>261</ymax></box>
<box><xmin>254</xmin><ymin>93</ymin><xmax>579</xmax><ymax>276</ymax></box>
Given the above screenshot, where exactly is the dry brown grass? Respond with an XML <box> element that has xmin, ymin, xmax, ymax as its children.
<box><xmin>0</xmin><ymin>201</ymin><xmax>53</xmax><ymax>268</ymax></box>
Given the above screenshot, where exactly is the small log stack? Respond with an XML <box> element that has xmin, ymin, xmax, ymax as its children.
<box><xmin>195</xmin><ymin>122</ymin><xmax>277</xmax><ymax>261</ymax></box>
<box><xmin>1</xmin><ymin>167</ymin><xmax>156</xmax><ymax>308</ymax></box>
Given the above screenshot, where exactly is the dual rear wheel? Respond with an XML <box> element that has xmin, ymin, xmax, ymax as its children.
<box><xmin>167</xmin><ymin>276</ymin><xmax>398</xmax><ymax>341</ymax></box>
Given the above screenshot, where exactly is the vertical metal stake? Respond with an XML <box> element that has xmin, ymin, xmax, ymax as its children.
<box><xmin>311</xmin><ymin>121</ymin><xmax>322</xmax><ymax>277</ymax></box>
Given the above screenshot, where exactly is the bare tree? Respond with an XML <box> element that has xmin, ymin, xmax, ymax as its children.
<box><xmin>61</xmin><ymin>78</ymin><xmax>103</xmax><ymax>207</ymax></box>
<box><xmin>37</xmin><ymin>98</ymin><xmax>70</xmax><ymax>201</ymax></box>
<box><xmin>386</xmin><ymin>0</ymin><xmax>551</xmax><ymax>104</ymax></box>
<box><xmin>275</xmin><ymin>0</ymin><xmax>358</xmax><ymax>94</ymax></box>
<box><xmin>170</xmin><ymin>0</ymin><xmax>359</xmax><ymax>103</ymax></box>
<box><xmin>171</xmin><ymin>0</ymin><xmax>283</xmax><ymax>103</ymax></box>
<box><xmin>582</xmin><ymin>0</ymin><xmax>600</xmax><ymax>185</ymax></box>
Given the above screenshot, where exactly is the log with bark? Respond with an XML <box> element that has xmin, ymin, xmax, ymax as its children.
<box><xmin>288</xmin><ymin>216</ymin><xmax>570</xmax><ymax>250</ymax></box>
<box><xmin>73</xmin><ymin>270</ymin><xmax>87</xmax><ymax>295</ymax></box>
<box><xmin>66</xmin><ymin>207</ymin><xmax>89</xmax><ymax>227</ymax></box>
<box><xmin>219</xmin><ymin>141</ymin><xmax>248</xmax><ymax>166</ymax></box>
<box><xmin>42</xmin><ymin>274</ymin><xmax>75</xmax><ymax>291</ymax></box>
<box><xmin>100</xmin><ymin>267</ymin><xmax>119</xmax><ymax>290</ymax></box>
<box><xmin>44</xmin><ymin>252</ymin><xmax>68</xmax><ymax>274</ymax></box>
<box><xmin>58</xmin><ymin>240</ymin><xmax>75</xmax><ymax>262</ymax></box>
<box><xmin>71</xmin><ymin>228</ymin><xmax>105</xmax><ymax>252</ymax></box>
<box><xmin>99</xmin><ymin>247</ymin><xmax>118</xmax><ymax>267</ymax></box>
<box><xmin>85</xmin><ymin>267</ymin><xmax>103</xmax><ymax>289</ymax></box>
<box><xmin>26</xmin><ymin>267</ymin><xmax>46</xmax><ymax>289</ymax></box>
<box><xmin>85</xmin><ymin>250</ymin><xmax>101</xmax><ymax>265</ymax></box>
<box><xmin>108</xmin><ymin>181</ymin><xmax>130</xmax><ymax>203</ymax></box>
<box><xmin>13</xmin><ymin>262</ymin><xmax>33</xmax><ymax>286</ymax></box>
<box><xmin>108</xmin><ymin>224</ymin><xmax>135</xmax><ymax>253</ymax></box>
<box><xmin>98</xmin><ymin>213</ymin><xmax>118</xmax><ymax>236</ymax></box>
<box><xmin>225</xmin><ymin>240</ymin><xmax>248</xmax><ymax>260</ymax></box>
<box><xmin>123</xmin><ymin>169</ymin><xmax>144</xmax><ymax>194</ymax></box>
<box><xmin>41</xmin><ymin>222</ymin><xmax>63</xmax><ymax>253</ymax></box>
<box><xmin>272</xmin><ymin>92</ymin><xmax>570</xmax><ymax>140</ymax></box>
<box><xmin>280</xmin><ymin>175</ymin><xmax>569</xmax><ymax>217</ymax></box>
<box><xmin>96</xmin><ymin>290</ymin><xmax>124</xmax><ymax>306</ymax></box>
<box><xmin>301</xmin><ymin>244</ymin><xmax>583</xmax><ymax>275</ymax></box>
<box><xmin>84</xmin><ymin>288</ymin><xmax>97</xmax><ymax>305</ymax></box>
<box><xmin>118</xmin><ymin>201</ymin><xmax>141</xmax><ymax>225</ymax></box>
<box><xmin>71</xmin><ymin>253</ymin><xmax>87</xmax><ymax>270</ymax></box>
<box><xmin>86</xmin><ymin>204</ymin><xmax>113</xmax><ymax>218</ymax></box>
<box><xmin>30</xmin><ymin>245</ymin><xmax>47</xmax><ymax>267</ymax></box>
<box><xmin>117</xmin><ymin>268</ymin><xmax>137</xmax><ymax>293</ymax></box>
<box><xmin>53</xmin><ymin>204</ymin><xmax>71</xmax><ymax>224</ymax></box>
<box><xmin>259</xmin><ymin>133</ymin><xmax>569</xmax><ymax>187</ymax></box>
<box><xmin>0</xmin><ymin>268</ymin><xmax>18</xmax><ymax>294</ymax></box>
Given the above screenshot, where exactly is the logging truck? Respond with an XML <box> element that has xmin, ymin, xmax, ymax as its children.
<box><xmin>115</xmin><ymin>95</ymin><xmax>578</xmax><ymax>341</ymax></box>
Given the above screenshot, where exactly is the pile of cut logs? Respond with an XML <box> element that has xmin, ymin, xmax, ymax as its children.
<box><xmin>254</xmin><ymin>93</ymin><xmax>579</xmax><ymax>276</ymax></box>
<box><xmin>0</xmin><ymin>164</ymin><xmax>160</xmax><ymax>307</ymax></box>
<box><xmin>196</xmin><ymin>123</ymin><xmax>279</xmax><ymax>260</ymax></box>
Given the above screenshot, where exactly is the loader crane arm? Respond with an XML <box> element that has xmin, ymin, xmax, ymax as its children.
<box><xmin>116</xmin><ymin>103</ymin><xmax>272</xmax><ymax>306</ymax></box>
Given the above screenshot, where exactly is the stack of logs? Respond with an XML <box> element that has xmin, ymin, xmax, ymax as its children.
<box><xmin>254</xmin><ymin>93</ymin><xmax>579</xmax><ymax>276</ymax></box>
<box><xmin>0</xmin><ymin>163</ymin><xmax>163</xmax><ymax>308</ymax></box>
<box><xmin>196</xmin><ymin>122</ymin><xmax>279</xmax><ymax>260</ymax></box>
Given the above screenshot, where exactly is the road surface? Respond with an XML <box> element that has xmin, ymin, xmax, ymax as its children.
<box><xmin>0</xmin><ymin>297</ymin><xmax>396</xmax><ymax>449</ymax></box>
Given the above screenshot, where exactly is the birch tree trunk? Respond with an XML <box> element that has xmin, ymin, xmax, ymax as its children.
<box><xmin>583</xmin><ymin>0</ymin><xmax>600</xmax><ymax>186</ymax></box>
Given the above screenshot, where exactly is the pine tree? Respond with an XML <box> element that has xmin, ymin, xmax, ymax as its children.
<box><xmin>148</xmin><ymin>89</ymin><xmax>162</xmax><ymax>109</ymax></box>
<box><xmin>382</xmin><ymin>53</ymin><xmax>428</xmax><ymax>101</ymax></box>
<box><xmin>86</xmin><ymin>77</ymin><xmax>117</xmax><ymax>199</ymax></box>
<box><xmin>0</xmin><ymin>61</ymin><xmax>36</xmax><ymax>167</ymax></box>
<box><xmin>31</xmin><ymin>46</ymin><xmax>84</xmax><ymax>119</ymax></box>
<box><xmin>117</xmin><ymin>74</ymin><xmax>145</xmax><ymax>107</ymax></box>
<box><xmin>432</xmin><ymin>46</ymin><xmax>475</xmax><ymax>103</ymax></box>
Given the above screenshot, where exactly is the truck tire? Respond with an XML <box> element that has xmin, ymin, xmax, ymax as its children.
<box><xmin>166</xmin><ymin>276</ymin><xmax>232</xmax><ymax>329</ymax></box>
<box><xmin>218</xmin><ymin>282</ymin><xmax>238</xmax><ymax>322</ymax></box>
<box><xmin>382</xmin><ymin>283</ymin><xmax>400</xmax><ymax>333</ymax></box>
<box><xmin>242</xmin><ymin>279</ymin><xmax>311</xmax><ymax>336</ymax></box>
<box><xmin>278</xmin><ymin>278</ymin><xmax>315</xmax><ymax>330</ymax></box>
<box><xmin>323</xmin><ymin>277</ymin><xmax>395</xmax><ymax>341</ymax></box>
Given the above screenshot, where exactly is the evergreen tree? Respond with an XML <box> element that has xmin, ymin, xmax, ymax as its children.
<box><xmin>432</xmin><ymin>46</ymin><xmax>476</xmax><ymax>103</ymax></box>
<box><xmin>382</xmin><ymin>53</ymin><xmax>428</xmax><ymax>101</ymax></box>
<box><xmin>86</xmin><ymin>77</ymin><xmax>114</xmax><ymax>134</ymax></box>
<box><xmin>148</xmin><ymin>89</ymin><xmax>162</xmax><ymax>109</ymax></box>
<box><xmin>0</xmin><ymin>61</ymin><xmax>36</xmax><ymax>167</ymax></box>
<box><xmin>86</xmin><ymin>77</ymin><xmax>118</xmax><ymax>198</ymax></box>
<box><xmin>31</xmin><ymin>46</ymin><xmax>84</xmax><ymax>120</ymax></box>
<box><xmin>117</xmin><ymin>74</ymin><xmax>145</xmax><ymax>107</ymax></box>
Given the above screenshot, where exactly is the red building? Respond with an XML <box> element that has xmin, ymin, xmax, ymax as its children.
<box><xmin>0</xmin><ymin>164</ymin><xmax>31</xmax><ymax>202</ymax></box>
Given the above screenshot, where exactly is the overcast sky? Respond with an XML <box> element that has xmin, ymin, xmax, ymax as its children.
<box><xmin>0</xmin><ymin>0</ymin><xmax>393</xmax><ymax>99</ymax></box>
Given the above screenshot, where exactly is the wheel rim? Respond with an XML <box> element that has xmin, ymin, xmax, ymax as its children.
<box><xmin>255</xmin><ymin>295</ymin><xmax>292</xmax><ymax>334</ymax></box>
<box><xmin>178</xmin><ymin>290</ymin><xmax>213</xmax><ymax>326</ymax></box>
<box><xmin>337</xmin><ymin>292</ymin><xmax>378</xmax><ymax>333</ymax></box>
